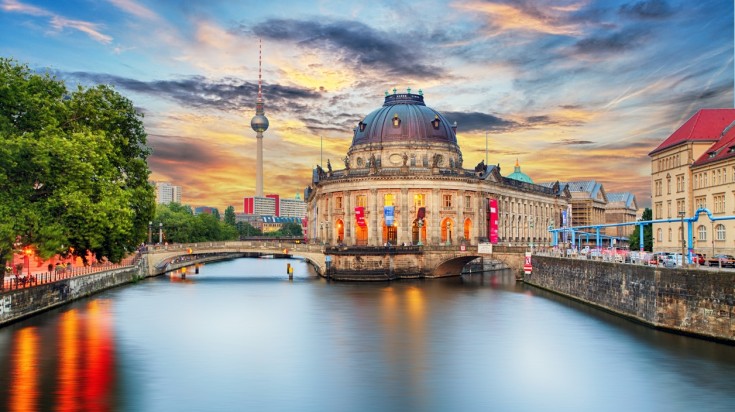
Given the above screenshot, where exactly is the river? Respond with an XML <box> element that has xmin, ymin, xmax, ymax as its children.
<box><xmin>1</xmin><ymin>258</ymin><xmax>734</xmax><ymax>411</ymax></box>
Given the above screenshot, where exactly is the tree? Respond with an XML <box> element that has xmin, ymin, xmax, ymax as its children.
<box><xmin>628</xmin><ymin>208</ymin><xmax>653</xmax><ymax>251</ymax></box>
<box><xmin>211</xmin><ymin>208</ymin><xmax>221</xmax><ymax>221</ymax></box>
<box><xmin>0</xmin><ymin>58</ymin><xmax>155</xmax><ymax>264</ymax></box>
<box><xmin>236</xmin><ymin>221</ymin><xmax>262</xmax><ymax>238</ymax></box>
<box><xmin>224</xmin><ymin>206</ymin><xmax>236</xmax><ymax>227</ymax></box>
<box><xmin>276</xmin><ymin>222</ymin><xmax>303</xmax><ymax>237</ymax></box>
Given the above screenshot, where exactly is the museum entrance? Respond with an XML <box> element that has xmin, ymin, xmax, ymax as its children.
<box><xmin>412</xmin><ymin>219</ymin><xmax>427</xmax><ymax>245</ymax></box>
<box><xmin>382</xmin><ymin>223</ymin><xmax>397</xmax><ymax>245</ymax></box>
<box><xmin>355</xmin><ymin>224</ymin><xmax>368</xmax><ymax>246</ymax></box>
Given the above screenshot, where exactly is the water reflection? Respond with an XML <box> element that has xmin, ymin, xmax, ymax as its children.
<box><xmin>10</xmin><ymin>327</ymin><xmax>38</xmax><ymax>412</ymax></box>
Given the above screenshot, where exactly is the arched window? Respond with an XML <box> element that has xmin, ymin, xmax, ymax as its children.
<box><xmin>463</xmin><ymin>218</ymin><xmax>472</xmax><ymax>242</ymax></box>
<box><xmin>698</xmin><ymin>225</ymin><xmax>707</xmax><ymax>242</ymax></box>
<box><xmin>716</xmin><ymin>224</ymin><xmax>726</xmax><ymax>241</ymax></box>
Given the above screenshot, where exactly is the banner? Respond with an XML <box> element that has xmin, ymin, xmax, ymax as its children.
<box><xmin>355</xmin><ymin>207</ymin><xmax>366</xmax><ymax>227</ymax></box>
<box><xmin>562</xmin><ymin>210</ymin><xmax>568</xmax><ymax>243</ymax></box>
<box><xmin>417</xmin><ymin>207</ymin><xmax>425</xmax><ymax>220</ymax></box>
<box><xmin>384</xmin><ymin>206</ymin><xmax>395</xmax><ymax>226</ymax></box>
<box><xmin>488</xmin><ymin>199</ymin><xmax>499</xmax><ymax>244</ymax></box>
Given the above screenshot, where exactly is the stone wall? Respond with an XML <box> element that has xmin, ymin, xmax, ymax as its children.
<box><xmin>0</xmin><ymin>263</ymin><xmax>146</xmax><ymax>327</ymax></box>
<box><xmin>527</xmin><ymin>256</ymin><xmax>735</xmax><ymax>342</ymax></box>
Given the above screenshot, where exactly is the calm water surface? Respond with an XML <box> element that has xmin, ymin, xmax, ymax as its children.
<box><xmin>1</xmin><ymin>258</ymin><xmax>734</xmax><ymax>411</ymax></box>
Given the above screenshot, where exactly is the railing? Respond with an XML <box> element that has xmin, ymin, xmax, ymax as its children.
<box><xmin>2</xmin><ymin>255</ymin><xmax>139</xmax><ymax>292</ymax></box>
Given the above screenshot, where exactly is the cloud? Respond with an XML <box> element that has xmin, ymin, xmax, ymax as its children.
<box><xmin>248</xmin><ymin>18</ymin><xmax>446</xmax><ymax>79</ymax></box>
<box><xmin>442</xmin><ymin>111</ymin><xmax>520</xmax><ymax>133</ymax></box>
<box><xmin>619</xmin><ymin>0</ymin><xmax>674</xmax><ymax>20</ymax></box>
<box><xmin>1</xmin><ymin>0</ymin><xmax>113</xmax><ymax>44</ymax></box>
<box><xmin>573</xmin><ymin>29</ymin><xmax>648</xmax><ymax>55</ymax></box>
<box><xmin>557</xmin><ymin>138</ymin><xmax>594</xmax><ymax>145</ymax></box>
<box><xmin>67</xmin><ymin>72</ymin><xmax>322</xmax><ymax>113</ymax></box>
<box><xmin>453</xmin><ymin>0</ymin><xmax>586</xmax><ymax>37</ymax></box>
<box><xmin>107</xmin><ymin>0</ymin><xmax>158</xmax><ymax>21</ymax></box>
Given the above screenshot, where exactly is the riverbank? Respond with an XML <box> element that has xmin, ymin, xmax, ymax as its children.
<box><xmin>525</xmin><ymin>255</ymin><xmax>735</xmax><ymax>344</ymax></box>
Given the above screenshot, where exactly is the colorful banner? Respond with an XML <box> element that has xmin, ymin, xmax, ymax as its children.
<box><xmin>384</xmin><ymin>206</ymin><xmax>395</xmax><ymax>226</ymax></box>
<box><xmin>417</xmin><ymin>207</ymin><xmax>425</xmax><ymax>220</ymax></box>
<box><xmin>488</xmin><ymin>199</ymin><xmax>499</xmax><ymax>244</ymax></box>
<box><xmin>355</xmin><ymin>207</ymin><xmax>366</xmax><ymax>227</ymax></box>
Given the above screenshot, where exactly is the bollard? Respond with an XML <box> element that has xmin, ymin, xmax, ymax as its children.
<box><xmin>195</xmin><ymin>263</ymin><xmax>200</xmax><ymax>274</ymax></box>
<box><xmin>286</xmin><ymin>263</ymin><xmax>291</xmax><ymax>274</ymax></box>
<box><xmin>288</xmin><ymin>265</ymin><xmax>294</xmax><ymax>279</ymax></box>
<box><xmin>181</xmin><ymin>267</ymin><xmax>187</xmax><ymax>279</ymax></box>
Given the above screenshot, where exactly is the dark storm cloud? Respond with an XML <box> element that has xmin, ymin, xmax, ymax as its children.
<box><xmin>573</xmin><ymin>30</ymin><xmax>649</xmax><ymax>55</ymax></box>
<box><xmin>247</xmin><ymin>18</ymin><xmax>446</xmax><ymax>79</ymax></box>
<box><xmin>619</xmin><ymin>0</ymin><xmax>674</xmax><ymax>19</ymax></box>
<box><xmin>442</xmin><ymin>111</ymin><xmax>520</xmax><ymax>133</ymax></box>
<box><xmin>66</xmin><ymin>72</ymin><xmax>321</xmax><ymax>112</ymax></box>
<box><xmin>558</xmin><ymin>139</ymin><xmax>594</xmax><ymax>146</ymax></box>
<box><xmin>148</xmin><ymin>134</ymin><xmax>223</xmax><ymax>165</ymax></box>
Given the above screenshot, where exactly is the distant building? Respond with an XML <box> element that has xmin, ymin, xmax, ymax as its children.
<box><xmin>605</xmin><ymin>192</ymin><xmax>638</xmax><ymax>240</ymax></box>
<box><xmin>260</xmin><ymin>216</ymin><xmax>303</xmax><ymax>233</ymax></box>
<box><xmin>280</xmin><ymin>194</ymin><xmax>307</xmax><ymax>218</ymax></box>
<box><xmin>152</xmin><ymin>181</ymin><xmax>182</xmax><ymax>205</ymax></box>
<box><xmin>194</xmin><ymin>206</ymin><xmax>219</xmax><ymax>216</ymax></box>
<box><xmin>243</xmin><ymin>196</ymin><xmax>276</xmax><ymax>216</ymax></box>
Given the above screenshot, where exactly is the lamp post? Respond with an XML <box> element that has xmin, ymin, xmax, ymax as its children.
<box><xmin>417</xmin><ymin>219</ymin><xmax>424</xmax><ymax>246</ymax></box>
<box><xmin>159</xmin><ymin>222</ymin><xmax>163</xmax><ymax>244</ymax></box>
<box><xmin>148</xmin><ymin>221</ymin><xmax>152</xmax><ymax>244</ymax></box>
<box><xmin>447</xmin><ymin>221</ymin><xmax>452</xmax><ymax>245</ymax></box>
<box><xmin>678</xmin><ymin>211</ymin><xmax>685</xmax><ymax>267</ymax></box>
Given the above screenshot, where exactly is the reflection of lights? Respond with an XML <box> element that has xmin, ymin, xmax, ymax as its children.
<box><xmin>11</xmin><ymin>327</ymin><xmax>39</xmax><ymax>412</ymax></box>
<box><xmin>84</xmin><ymin>300</ymin><xmax>113</xmax><ymax>410</ymax></box>
<box><xmin>58</xmin><ymin>310</ymin><xmax>80</xmax><ymax>412</ymax></box>
<box><xmin>405</xmin><ymin>287</ymin><xmax>425</xmax><ymax>317</ymax></box>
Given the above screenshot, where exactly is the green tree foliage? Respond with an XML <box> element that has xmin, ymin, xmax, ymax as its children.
<box><xmin>224</xmin><ymin>206</ymin><xmax>236</xmax><ymax>227</ymax></box>
<box><xmin>236</xmin><ymin>221</ymin><xmax>262</xmax><ymax>238</ymax></box>
<box><xmin>628</xmin><ymin>208</ymin><xmax>653</xmax><ymax>251</ymax></box>
<box><xmin>275</xmin><ymin>222</ymin><xmax>303</xmax><ymax>237</ymax></box>
<box><xmin>154</xmin><ymin>203</ymin><xmax>237</xmax><ymax>243</ymax></box>
<box><xmin>211</xmin><ymin>208</ymin><xmax>221</xmax><ymax>221</ymax></box>
<box><xmin>0</xmin><ymin>58</ymin><xmax>155</xmax><ymax>263</ymax></box>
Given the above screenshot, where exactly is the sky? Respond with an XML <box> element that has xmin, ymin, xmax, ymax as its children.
<box><xmin>1</xmin><ymin>0</ymin><xmax>733</xmax><ymax>212</ymax></box>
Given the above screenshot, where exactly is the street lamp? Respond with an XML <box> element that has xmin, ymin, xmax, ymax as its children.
<box><xmin>417</xmin><ymin>219</ymin><xmax>424</xmax><ymax>246</ymax></box>
<box><xmin>447</xmin><ymin>221</ymin><xmax>452</xmax><ymax>245</ymax></box>
<box><xmin>148</xmin><ymin>221</ymin><xmax>152</xmax><ymax>244</ymax></box>
<box><xmin>159</xmin><ymin>222</ymin><xmax>163</xmax><ymax>244</ymax></box>
<box><xmin>678</xmin><ymin>211</ymin><xmax>685</xmax><ymax>267</ymax></box>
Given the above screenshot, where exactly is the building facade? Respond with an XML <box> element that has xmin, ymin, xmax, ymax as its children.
<box><xmin>280</xmin><ymin>195</ymin><xmax>307</xmax><ymax>218</ymax></box>
<box><xmin>305</xmin><ymin>91</ymin><xmax>571</xmax><ymax>247</ymax></box>
<box><xmin>649</xmin><ymin>108</ymin><xmax>735</xmax><ymax>255</ymax></box>
<box><xmin>243</xmin><ymin>196</ymin><xmax>276</xmax><ymax>216</ymax></box>
<box><xmin>152</xmin><ymin>181</ymin><xmax>182</xmax><ymax>205</ymax></box>
<box><xmin>605</xmin><ymin>192</ymin><xmax>638</xmax><ymax>239</ymax></box>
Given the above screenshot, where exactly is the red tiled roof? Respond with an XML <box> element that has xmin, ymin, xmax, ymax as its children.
<box><xmin>692</xmin><ymin>122</ymin><xmax>735</xmax><ymax>166</ymax></box>
<box><xmin>648</xmin><ymin>109</ymin><xmax>735</xmax><ymax>156</ymax></box>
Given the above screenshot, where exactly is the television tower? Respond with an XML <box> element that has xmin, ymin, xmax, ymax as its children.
<box><xmin>250</xmin><ymin>39</ymin><xmax>269</xmax><ymax>197</ymax></box>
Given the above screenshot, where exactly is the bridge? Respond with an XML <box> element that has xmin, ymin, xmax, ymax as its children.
<box><xmin>143</xmin><ymin>241</ymin><xmax>528</xmax><ymax>280</ymax></box>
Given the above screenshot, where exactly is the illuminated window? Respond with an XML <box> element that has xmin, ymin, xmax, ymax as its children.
<box><xmin>355</xmin><ymin>194</ymin><xmax>367</xmax><ymax>208</ymax></box>
<box><xmin>413</xmin><ymin>193</ymin><xmax>425</xmax><ymax>208</ymax></box>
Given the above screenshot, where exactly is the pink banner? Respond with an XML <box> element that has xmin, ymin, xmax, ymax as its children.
<box><xmin>489</xmin><ymin>199</ymin><xmax>499</xmax><ymax>244</ymax></box>
<box><xmin>355</xmin><ymin>207</ymin><xmax>366</xmax><ymax>227</ymax></box>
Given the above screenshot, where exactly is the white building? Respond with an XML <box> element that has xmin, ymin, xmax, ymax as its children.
<box><xmin>280</xmin><ymin>195</ymin><xmax>307</xmax><ymax>218</ymax></box>
<box><xmin>153</xmin><ymin>181</ymin><xmax>182</xmax><ymax>205</ymax></box>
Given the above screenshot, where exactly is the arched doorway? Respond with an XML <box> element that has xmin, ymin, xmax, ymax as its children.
<box><xmin>412</xmin><ymin>219</ymin><xmax>427</xmax><ymax>245</ymax></box>
<box><xmin>441</xmin><ymin>218</ymin><xmax>454</xmax><ymax>244</ymax></box>
<box><xmin>355</xmin><ymin>224</ymin><xmax>368</xmax><ymax>246</ymax></box>
<box><xmin>463</xmin><ymin>218</ymin><xmax>472</xmax><ymax>243</ymax></box>
<box><xmin>382</xmin><ymin>221</ymin><xmax>397</xmax><ymax>245</ymax></box>
<box><xmin>335</xmin><ymin>219</ymin><xmax>344</xmax><ymax>244</ymax></box>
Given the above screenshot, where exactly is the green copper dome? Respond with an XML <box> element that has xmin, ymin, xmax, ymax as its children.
<box><xmin>506</xmin><ymin>159</ymin><xmax>533</xmax><ymax>183</ymax></box>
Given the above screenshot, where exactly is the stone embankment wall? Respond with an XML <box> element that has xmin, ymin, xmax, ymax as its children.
<box><xmin>0</xmin><ymin>263</ymin><xmax>146</xmax><ymax>327</ymax></box>
<box><xmin>527</xmin><ymin>256</ymin><xmax>735</xmax><ymax>343</ymax></box>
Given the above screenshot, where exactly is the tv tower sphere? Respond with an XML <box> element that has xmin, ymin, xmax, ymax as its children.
<box><xmin>251</xmin><ymin>112</ymin><xmax>269</xmax><ymax>133</ymax></box>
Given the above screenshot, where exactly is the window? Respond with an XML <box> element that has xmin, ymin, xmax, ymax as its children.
<box><xmin>654</xmin><ymin>202</ymin><xmax>662</xmax><ymax>219</ymax></box>
<box><xmin>716</xmin><ymin>224</ymin><xmax>726</xmax><ymax>241</ymax></box>
<box><xmin>666</xmin><ymin>176</ymin><xmax>671</xmax><ymax>194</ymax></box>
<box><xmin>355</xmin><ymin>194</ymin><xmax>367</xmax><ymax>208</ymax></box>
<box><xmin>698</xmin><ymin>225</ymin><xmax>707</xmax><ymax>242</ymax></box>
<box><xmin>443</xmin><ymin>194</ymin><xmax>453</xmax><ymax>208</ymax></box>
<box><xmin>335</xmin><ymin>196</ymin><xmax>343</xmax><ymax>209</ymax></box>
<box><xmin>464</xmin><ymin>195</ymin><xmax>472</xmax><ymax>210</ymax></box>
<box><xmin>654</xmin><ymin>180</ymin><xmax>662</xmax><ymax>196</ymax></box>
<box><xmin>657</xmin><ymin>228</ymin><xmax>662</xmax><ymax>242</ymax></box>
<box><xmin>714</xmin><ymin>193</ymin><xmax>725</xmax><ymax>213</ymax></box>
<box><xmin>695</xmin><ymin>196</ymin><xmax>706</xmax><ymax>210</ymax></box>
<box><xmin>666</xmin><ymin>201</ymin><xmax>671</xmax><ymax>218</ymax></box>
<box><xmin>676</xmin><ymin>199</ymin><xmax>685</xmax><ymax>215</ymax></box>
<box><xmin>413</xmin><ymin>193</ymin><xmax>425</xmax><ymax>208</ymax></box>
<box><xmin>704</xmin><ymin>173</ymin><xmax>708</xmax><ymax>187</ymax></box>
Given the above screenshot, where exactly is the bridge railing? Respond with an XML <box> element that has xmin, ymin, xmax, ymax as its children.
<box><xmin>144</xmin><ymin>241</ymin><xmax>324</xmax><ymax>254</ymax></box>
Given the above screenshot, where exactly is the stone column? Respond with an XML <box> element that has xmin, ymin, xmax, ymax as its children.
<box><xmin>400</xmin><ymin>188</ymin><xmax>409</xmax><ymax>245</ymax></box>
<box><xmin>431</xmin><ymin>188</ymin><xmax>440</xmax><ymax>244</ymax></box>
<box><xmin>326</xmin><ymin>194</ymin><xmax>332</xmax><ymax>244</ymax></box>
<box><xmin>345</xmin><ymin>193</ymin><xmax>353</xmax><ymax>245</ymax></box>
<box><xmin>370</xmin><ymin>188</ymin><xmax>378</xmax><ymax>246</ymax></box>
<box><xmin>457</xmin><ymin>190</ymin><xmax>464</xmax><ymax>244</ymax></box>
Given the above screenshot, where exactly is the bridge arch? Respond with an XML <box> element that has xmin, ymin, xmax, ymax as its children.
<box><xmin>431</xmin><ymin>255</ymin><xmax>480</xmax><ymax>277</ymax></box>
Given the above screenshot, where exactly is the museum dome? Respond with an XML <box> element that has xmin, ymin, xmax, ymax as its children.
<box><xmin>350</xmin><ymin>91</ymin><xmax>458</xmax><ymax>148</ymax></box>
<box><xmin>506</xmin><ymin>159</ymin><xmax>533</xmax><ymax>183</ymax></box>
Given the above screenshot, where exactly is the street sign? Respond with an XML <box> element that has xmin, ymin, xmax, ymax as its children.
<box><xmin>523</xmin><ymin>252</ymin><xmax>532</xmax><ymax>275</ymax></box>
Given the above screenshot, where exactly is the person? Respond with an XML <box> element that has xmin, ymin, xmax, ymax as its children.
<box><xmin>48</xmin><ymin>263</ymin><xmax>53</xmax><ymax>272</ymax></box>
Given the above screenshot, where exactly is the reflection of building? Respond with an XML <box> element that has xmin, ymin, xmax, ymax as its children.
<box><xmin>305</xmin><ymin>91</ymin><xmax>571</xmax><ymax>246</ymax></box>
<box><xmin>649</xmin><ymin>108</ymin><xmax>735</xmax><ymax>255</ymax></box>
<box><xmin>152</xmin><ymin>181</ymin><xmax>182</xmax><ymax>205</ymax></box>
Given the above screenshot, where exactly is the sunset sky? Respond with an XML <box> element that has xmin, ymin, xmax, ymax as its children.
<box><xmin>1</xmin><ymin>0</ymin><xmax>732</xmax><ymax>212</ymax></box>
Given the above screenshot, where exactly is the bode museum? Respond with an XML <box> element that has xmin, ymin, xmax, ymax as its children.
<box><xmin>304</xmin><ymin>90</ymin><xmax>571</xmax><ymax>248</ymax></box>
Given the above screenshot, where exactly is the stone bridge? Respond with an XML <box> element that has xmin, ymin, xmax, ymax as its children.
<box><xmin>143</xmin><ymin>241</ymin><xmax>527</xmax><ymax>280</ymax></box>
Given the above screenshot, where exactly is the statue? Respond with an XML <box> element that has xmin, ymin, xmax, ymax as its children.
<box><xmin>327</xmin><ymin>159</ymin><xmax>332</xmax><ymax>173</ymax></box>
<box><xmin>474</xmin><ymin>160</ymin><xmax>486</xmax><ymax>172</ymax></box>
<box><xmin>432</xmin><ymin>154</ymin><xmax>441</xmax><ymax>168</ymax></box>
<box><xmin>369</xmin><ymin>153</ymin><xmax>377</xmax><ymax>167</ymax></box>
<box><xmin>402</xmin><ymin>152</ymin><xmax>408</xmax><ymax>166</ymax></box>
<box><xmin>343</xmin><ymin>156</ymin><xmax>350</xmax><ymax>170</ymax></box>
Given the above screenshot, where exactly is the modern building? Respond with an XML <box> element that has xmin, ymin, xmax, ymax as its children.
<box><xmin>280</xmin><ymin>195</ymin><xmax>307</xmax><ymax>218</ymax></box>
<box><xmin>152</xmin><ymin>181</ymin><xmax>182</xmax><ymax>205</ymax></box>
<box><xmin>649</xmin><ymin>108</ymin><xmax>735</xmax><ymax>256</ymax></box>
<box><xmin>194</xmin><ymin>206</ymin><xmax>219</xmax><ymax>216</ymax></box>
<box><xmin>305</xmin><ymin>90</ymin><xmax>571</xmax><ymax>247</ymax></box>
<box><xmin>243</xmin><ymin>196</ymin><xmax>276</xmax><ymax>216</ymax></box>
